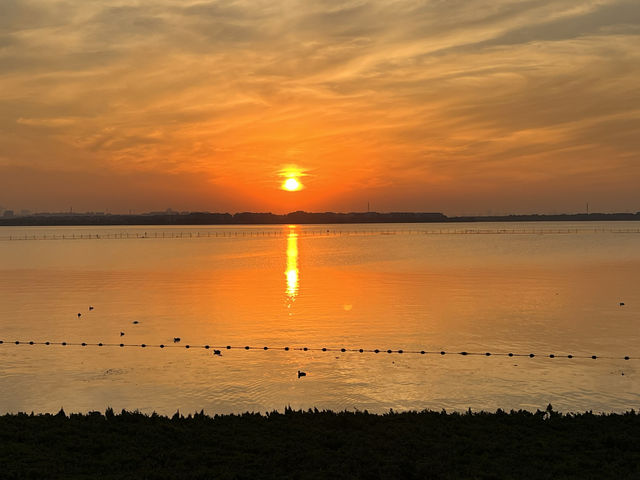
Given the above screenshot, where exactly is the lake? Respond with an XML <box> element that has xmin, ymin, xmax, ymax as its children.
<box><xmin>0</xmin><ymin>222</ymin><xmax>638</xmax><ymax>414</ymax></box>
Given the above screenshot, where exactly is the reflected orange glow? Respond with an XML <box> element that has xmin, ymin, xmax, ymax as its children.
<box><xmin>4</xmin><ymin>226</ymin><xmax>640</xmax><ymax>414</ymax></box>
<box><xmin>285</xmin><ymin>227</ymin><xmax>299</xmax><ymax>301</ymax></box>
<box><xmin>285</xmin><ymin>227</ymin><xmax>300</xmax><ymax>302</ymax></box>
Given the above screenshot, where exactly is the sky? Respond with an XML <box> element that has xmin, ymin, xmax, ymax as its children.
<box><xmin>1</xmin><ymin>0</ymin><xmax>639</xmax><ymax>215</ymax></box>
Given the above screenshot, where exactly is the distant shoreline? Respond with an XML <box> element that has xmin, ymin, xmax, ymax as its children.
<box><xmin>1</xmin><ymin>211</ymin><xmax>639</xmax><ymax>226</ymax></box>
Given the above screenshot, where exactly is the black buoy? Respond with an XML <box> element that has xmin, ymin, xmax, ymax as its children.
<box><xmin>173</xmin><ymin>337</ymin><xmax>180</xmax><ymax>343</ymax></box>
<box><xmin>120</xmin><ymin>332</ymin><xmax>125</xmax><ymax>336</ymax></box>
<box><xmin>132</xmin><ymin>321</ymin><xmax>139</xmax><ymax>324</ymax></box>
<box><xmin>619</xmin><ymin>302</ymin><xmax>625</xmax><ymax>306</ymax></box>
<box><xmin>89</xmin><ymin>306</ymin><xmax>94</xmax><ymax>311</ymax></box>
<box><xmin>77</xmin><ymin>313</ymin><xmax>81</xmax><ymax>318</ymax></box>
<box><xmin>297</xmin><ymin>370</ymin><xmax>306</xmax><ymax>378</ymax></box>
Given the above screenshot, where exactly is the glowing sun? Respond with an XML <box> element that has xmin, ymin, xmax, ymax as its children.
<box><xmin>283</xmin><ymin>177</ymin><xmax>302</xmax><ymax>191</ymax></box>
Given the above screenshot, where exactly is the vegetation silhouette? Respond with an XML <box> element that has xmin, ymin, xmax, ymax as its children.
<box><xmin>1</xmin><ymin>407</ymin><xmax>638</xmax><ymax>478</ymax></box>
<box><xmin>1</xmin><ymin>210</ymin><xmax>639</xmax><ymax>226</ymax></box>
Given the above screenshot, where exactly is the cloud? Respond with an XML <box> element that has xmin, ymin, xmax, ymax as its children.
<box><xmin>0</xmin><ymin>0</ymin><xmax>638</xmax><ymax>213</ymax></box>
<box><xmin>479</xmin><ymin>0</ymin><xmax>640</xmax><ymax>47</ymax></box>
<box><xmin>16</xmin><ymin>117</ymin><xmax>78</xmax><ymax>127</ymax></box>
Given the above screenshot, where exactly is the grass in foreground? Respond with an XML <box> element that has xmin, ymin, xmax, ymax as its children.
<box><xmin>1</xmin><ymin>406</ymin><xmax>638</xmax><ymax>479</ymax></box>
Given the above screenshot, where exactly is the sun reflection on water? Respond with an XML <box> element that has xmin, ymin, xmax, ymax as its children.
<box><xmin>285</xmin><ymin>227</ymin><xmax>299</xmax><ymax>302</ymax></box>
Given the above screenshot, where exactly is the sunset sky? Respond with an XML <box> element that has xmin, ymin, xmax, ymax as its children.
<box><xmin>1</xmin><ymin>0</ymin><xmax>639</xmax><ymax>215</ymax></box>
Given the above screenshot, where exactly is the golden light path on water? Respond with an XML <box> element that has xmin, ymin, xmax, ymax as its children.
<box><xmin>285</xmin><ymin>227</ymin><xmax>299</xmax><ymax>302</ymax></box>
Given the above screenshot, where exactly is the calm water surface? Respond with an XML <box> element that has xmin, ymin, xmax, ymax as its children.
<box><xmin>0</xmin><ymin>222</ymin><xmax>638</xmax><ymax>414</ymax></box>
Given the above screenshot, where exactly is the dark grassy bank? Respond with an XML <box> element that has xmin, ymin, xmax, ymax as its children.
<box><xmin>1</xmin><ymin>407</ymin><xmax>638</xmax><ymax>479</ymax></box>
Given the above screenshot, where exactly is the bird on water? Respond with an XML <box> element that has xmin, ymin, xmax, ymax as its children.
<box><xmin>120</xmin><ymin>332</ymin><xmax>125</xmax><ymax>336</ymax></box>
<box><xmin>77</xmin><ymin>313</ymin><xmax>81</xmax><ymax>318</ymax></box>
<box><xmin>132</xmin><ymin>321</ymin><xmax>139</xmax><ymax>324</ymax></box>
<box><xmin>173</xmin><ymin>337</ymin><xmax>181</xmax><ymax>343</ymax></box>
<box><xmin>89</xmin><ymin>306</ymin><xmax>94</xmax><ymax>311</ymax></box>
<box><xmin>297</xmin><ymin>370</ymin><xmax>306</xmax><ymax>378</ymax></box>
<box><xmin>213</xmin><ymin>350</ymin><xmax>221</xmax><ymax>356</ymax></box>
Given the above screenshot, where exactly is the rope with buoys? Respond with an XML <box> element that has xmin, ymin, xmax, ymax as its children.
<box><xmin>1</xmin><ymin>227</ymin><xmax>640</xmax><ymax>242</ymax></box>
<box><xmin>0</xmin><ymin>340</ymin><xmax>634</xmax><ymax>361</ymax></box>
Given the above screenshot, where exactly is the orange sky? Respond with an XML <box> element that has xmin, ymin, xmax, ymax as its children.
<box><xmin>1</xmin><ymin>0</ymin><xmax>639</xmax><ymax>215</ymax></box>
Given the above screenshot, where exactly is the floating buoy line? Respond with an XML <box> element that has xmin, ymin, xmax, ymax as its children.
<box><xmin>0</xmin><ymin>340</ymin><xmax>634</xmax><ymax>361</ymax></box>
<box><xmin>1</xmin><ymin>227</ymin><xmax>640</xmax><ymax>242</ymax></box>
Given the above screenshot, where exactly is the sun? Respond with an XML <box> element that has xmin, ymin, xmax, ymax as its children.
<box><xmin>278</xmin><ymin>165</ymin><xmax>306</xmax><ymax>191</ymax></box>
<box><xmin>283</xmin><ymin>177</ymin><xmax>302</xmax><ymax>191</ymax></box>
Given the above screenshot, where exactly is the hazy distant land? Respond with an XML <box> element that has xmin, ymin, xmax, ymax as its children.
<box><xmin>1</xmin><ymin>210</ymin><xmax>639</xmax><ymax>226</ymax></box>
